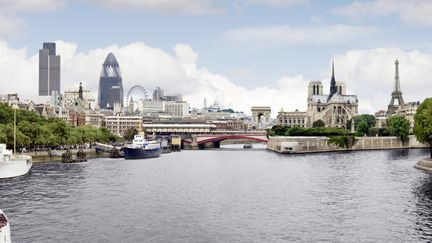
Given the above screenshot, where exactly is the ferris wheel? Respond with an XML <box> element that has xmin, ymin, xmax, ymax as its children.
<box><xmin>126</xmin><ymin>85</ymin><xmax>148</xmax><ymax>106</ymax></box>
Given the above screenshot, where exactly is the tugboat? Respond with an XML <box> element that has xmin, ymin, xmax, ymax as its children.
<box><xmin>0</xmin><ymin>209</ymin><xmax>11</xmax><ymax>243</ymax></box>
<box><xmin>123</xmin><ymin>135</ymin><xmax>162</xmax><ymax>160</ymax></box>
<box><xmin>0</xmin><ymin>144</ymin><xmax>32</xmax><ymax>179</ymax></box>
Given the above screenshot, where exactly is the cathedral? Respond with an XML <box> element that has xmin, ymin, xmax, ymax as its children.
<box><xmin>277</xmin><ymin>61</ymin><xmax>358</xmax><ymax>128</ymax></box>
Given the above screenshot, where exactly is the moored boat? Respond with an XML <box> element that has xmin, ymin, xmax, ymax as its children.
<box><xmin>0</xmin><ymin>209</ymin><xmax>11</xmax><ymax>243</ymax></box>
<box><xmin>0</xmin><ymin>144</ymin><xmax>32</xmax><ymax>179</ymax></box>
<box><xmin>123</xmin><ymin>135</ymin><xmax>162</xmax><ymax>159</ymax></box>
<box><xmin>243</xmin><ymin>143</ymin><xmax>253</xmax><ymax>149</ymax></box>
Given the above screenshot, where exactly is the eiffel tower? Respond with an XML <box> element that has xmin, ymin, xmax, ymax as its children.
<box><xmin>387</xmin><ymin>59</ymin><xmax>405</xmax><ymax>115</ymax></box>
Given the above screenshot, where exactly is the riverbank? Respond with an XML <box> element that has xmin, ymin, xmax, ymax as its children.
<box><xmin>415</xmin><ymin>158</ymin><xmax>432</xmax><ymax>172</ymax></box>
<box><xmin>267</xmin><ymin>135</ymin><xmax>428</xmax><ymax>154</ymax></box>
<box><xmin>26</xmin><ymin>148</ymin><xmax>106</xmax><ymax>163</ymax></box>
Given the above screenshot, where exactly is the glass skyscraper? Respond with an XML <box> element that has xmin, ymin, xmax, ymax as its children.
<box><xmin>98</xmin><ymin>53</ymin><xmax>124</xmax><ymax>109</ymax></box>
<box><xmin>39</xmin><ymin>42</ymin><xmax>61</xmax><ymax>96</ymax></box>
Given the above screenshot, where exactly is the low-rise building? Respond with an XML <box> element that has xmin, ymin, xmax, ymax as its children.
<box><xmin>277</xmin><ymin>109</ymin><xmax>309</xmax><ymax>127</ymax></box>
<box><xmin>164</xmin><ymin>101</ymin><xmax>189</xmax><ymax>117</ymax></box>
<box><xmin>104</xmin><ymin>115</ymin><xmax>142</xmax><ymax>136</ymax></box>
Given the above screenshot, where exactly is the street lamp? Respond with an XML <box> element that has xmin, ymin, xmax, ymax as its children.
<box><xmin>11</xmin><ymin>103</ymin><xmax>19</xmax><ymax>155</ymax></box>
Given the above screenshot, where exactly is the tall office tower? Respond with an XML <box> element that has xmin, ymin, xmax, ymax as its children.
<box><xmin>39</xmin><ymin>42</ymin><xmax>61</xmax><ymax>96</ymax></box>
<box><xmin>153</xmin><ymin>87</ymin><xmax>164</xmax><ymax>100</ymax></box>
<box><xmin>98</xmin><ymin>53</ymin><xmax>124</xmax><ymax>109</ymax></box>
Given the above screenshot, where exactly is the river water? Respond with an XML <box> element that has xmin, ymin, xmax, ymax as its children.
<box><xmin>1</xmin><ymin>146</ymin><xmax>432</xmax><ymax>242</ymax></box>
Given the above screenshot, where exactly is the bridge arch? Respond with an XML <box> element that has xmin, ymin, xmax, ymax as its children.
<box><xmin>197</xmin><ymin>135</ymin><xmax>268</xmax><ymax>145</ymax></box>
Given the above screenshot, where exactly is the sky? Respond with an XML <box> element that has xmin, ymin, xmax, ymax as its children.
<box><xmin>1</xmin><ymin>0</ymin><xmax>432</xmax><ymax>116</ymax></box>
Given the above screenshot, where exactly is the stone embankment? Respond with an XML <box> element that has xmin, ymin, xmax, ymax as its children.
<box><xmin>267</xmin><ymin>135</ymin><xmax>427</xmax><ymax>154</ymax></box>
<box><xmin>24</xmin><ymin>148</ymin><xmax>101</xmax><ymax>163</ymax></box>
<box><xmin>415</xmin><ymin>158</ymin><xmax>432</xmax><ymax>172</ymax></box>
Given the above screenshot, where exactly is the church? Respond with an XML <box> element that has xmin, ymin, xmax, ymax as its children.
<box><xmin>277</xmin><ymin>61</ymin><xmax>359</xmax><ymax>128</ymax></box>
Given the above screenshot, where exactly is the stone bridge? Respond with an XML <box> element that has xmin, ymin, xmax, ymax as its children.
<box><xmin>182</xmin><ymin>133</ymin><xmax>268</xmax><ymax>149</ymax></box>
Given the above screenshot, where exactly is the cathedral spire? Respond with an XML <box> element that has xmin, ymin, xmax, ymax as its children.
<box><xmin>329</xmin><ymin>59</ymin><xmax>337</xmax><ymax>99</ymax></box>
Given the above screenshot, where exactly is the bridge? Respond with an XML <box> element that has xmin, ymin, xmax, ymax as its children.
<box><xmin>182</xmin><ymin>133</ymin><xmax>268</xmax><ymax>149</ymax></box>
<box><xmin>141</xmin><ymin>123</ymin><xmax>268</xmax><ymax>149</ymax></box>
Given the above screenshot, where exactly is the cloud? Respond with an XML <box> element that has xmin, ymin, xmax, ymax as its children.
<box><xmin>225</xmin><ymin>24</ymin><xmax>380</xmax><ymax>45</ymax></box>
<box><xmin>240</xmin><ymin>0</ymin><xmax>308</xmax><ymax>6</ymax></box>
<box><xmin>331</xmin><ymin>0</ymin><xmax>432</xmax><ymax>27</ymax></box>
<box><xmin>333</xmin><ymin>48</ymin><xmax>432</xmax><ymax>113</ymax></box>
<box><xmin>0</xmin><ymin>0</ymin><xmax>65</xmax><ymax>12</ymax></box>
<box><xmin>83</xmin><ymin>0</ymin><xmax>222</xmax><ymax>14</ymax></box>
<box><xmin>2</xmin><ymin>40</ymin><xmax>430</xmax><ymax>116</ymax></box>
<box><xmin>0</xmin><ymin>40</ymin><xmax>310</xmax><ymax>116</ymax></box>
<box><xmin>0</xmin><ymin>0</ymin><xmax>65</xmax><ymax>37</ymax></box>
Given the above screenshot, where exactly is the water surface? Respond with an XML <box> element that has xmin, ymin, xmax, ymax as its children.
<box><xmin>1</xmin><ymin>148</ymin><xmax>431</xmax><ymax>242</ymax></box>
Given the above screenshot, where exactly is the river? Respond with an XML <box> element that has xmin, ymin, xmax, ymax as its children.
<box><xmin>1</xmin><ymin>146</ymin><xmax>432</xmax><ymax>242</ymax></box>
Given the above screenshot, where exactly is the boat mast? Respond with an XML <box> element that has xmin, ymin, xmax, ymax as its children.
<box><xmin>14</xmin><ymin>107</ymin><xmax>16</xmax><ymax>155</ymax></box>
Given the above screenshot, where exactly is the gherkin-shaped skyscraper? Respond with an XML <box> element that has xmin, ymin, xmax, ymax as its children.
<box><xmin>98</xmin><ymin>53</ymin><xmax>124</xmax><ymax>109</ymax></box>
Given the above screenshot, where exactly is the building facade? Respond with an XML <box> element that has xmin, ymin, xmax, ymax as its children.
<box><xmin>104</xmin><ymin>116</ymin><xmax>142</xmax><ymax>136</ymax></box>
<box><xmin>164</xmin><ymin>101</ymin><xmax>190</xmax><ymax>117</ymax></box>
<box><xmin>98</xmin><ymin>53</ymin><xmax>124</xmax><ymax>109</ymax></box>
<box><xmin>277</xmin><ymin>61</ymin><xmax>358</xmax><ymax>128</ymax></box>
<box><xmin>306</xmin><ymin>62</ymin><xmax>358</xmax><ymax>128</ymax></box>
<box><xmin>39</xmin><ymin>42</ymin><xmax>61</xmax><ymax>96</ymax></box>
<box><xmin>277</xmin><ymin>109</ymin><xmax>308</xmax><ymax>127</ymax></box>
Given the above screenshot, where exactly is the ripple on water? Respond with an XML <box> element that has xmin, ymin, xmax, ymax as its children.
<box><xmin>0</xmin><ymin>148</ymin><xmax>431</xmax><ymax>242</ymax></box>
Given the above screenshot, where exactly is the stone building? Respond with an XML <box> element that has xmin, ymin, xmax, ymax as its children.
<box><xmin>306</xmin><ymin>62</ymin><xmax>358</xmax><ymax>128</ymax></box>
<box><xmin>276</xmin><ymin>109</ymin><xmax>308</xmax><ymax>127</ymax></box>
<box><xmin>277</xmin><ymin>61</ymin><xmax>358</xmax><ymax>128</ymax></box>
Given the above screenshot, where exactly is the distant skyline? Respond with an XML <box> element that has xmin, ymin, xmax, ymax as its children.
<box><xmin>1</xmin><ymin>0</ymin><xmax>432</xmax><ymax>115</ymax></box>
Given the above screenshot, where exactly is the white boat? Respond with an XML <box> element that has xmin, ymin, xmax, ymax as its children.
<box><xmin>0</xmin><ymin>144</ymin><xmax>32</xmax><ymax>179</ymax></box>
<box><xmin>0</xmin><ymin>209</ymin><xmax>11</xmax><ymax>243</ymax></box>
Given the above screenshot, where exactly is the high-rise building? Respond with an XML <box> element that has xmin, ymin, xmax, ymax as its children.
<box><xmin>98</xmin><ymin>53</ymin><xmax>124</xmax><ymax>109</ymax></box>
<box><xmin>39</xmin><ymin>42</ymin><xmax>61</xmax><ymax>96</ymax></box>
<box><xmin>153</xmin><ymin>87</ymin><xmax>164</xmax><ymax>100</ymax></box>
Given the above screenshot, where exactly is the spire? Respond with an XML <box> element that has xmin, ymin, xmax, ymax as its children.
<box><xmin>78</xmin><ymin>82</ymin><xmax>83</xmax><ymax>100</ymax></box>
<box><xmin>329</xmin><ymin>59</ymin><xmax>337</xmax><ymax>99</ymax></box>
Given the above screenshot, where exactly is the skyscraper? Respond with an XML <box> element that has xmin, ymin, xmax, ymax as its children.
<box><xmin>98</xmin><ymin>53</ymin><xmax>123</xmax><ymax>109</ymax></box>
<box><xmin>39</xmin><ymin>42</ymin><xmax>61</xmax><ymax>96</ymax></box>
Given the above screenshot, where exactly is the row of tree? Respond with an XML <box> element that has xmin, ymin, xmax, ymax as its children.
<box><xmin>0</xmin><ymin>103</ymin><xmax>119</xmax><ymax>150</ymax></box>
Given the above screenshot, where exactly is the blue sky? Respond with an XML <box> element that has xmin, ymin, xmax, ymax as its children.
<box><xmin>1</xmin><ymin>0</ymin><xmax>432</xmax><ymax>114</ymax></box>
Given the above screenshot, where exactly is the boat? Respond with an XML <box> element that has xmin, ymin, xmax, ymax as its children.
<box><xmin>0</xmin><ymin>105</ymin><xmax>32</xmax><ymax>179</ymax></box>
<box><xmin>0</xmin><ymin>144</ymin><xmax>32</xmax><ymax>179</ymax></box>
<box><xmin>243</xmin><ymin>143</ymin><xmax>253</xmax><ymax>149</ymax></box>
<box><xmin>123</xmin><ymin>135</ymin><xmax>162</xmax><ymax>159</ymax></box>
<box><xmin>0</xmin><ymin>210</ymin><xmax>11</xmax><ymax>243</ymax></box>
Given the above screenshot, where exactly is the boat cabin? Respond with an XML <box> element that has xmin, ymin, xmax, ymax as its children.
<box><xmin>0</xmin><ymin>144</ymin><xmax>12</xmax><ymax>162</ymax></box>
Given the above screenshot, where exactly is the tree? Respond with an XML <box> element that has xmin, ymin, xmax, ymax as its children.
<box><xmin>312</xmin><ymin>119</ymin><xmax>325</xmax><ymax>128</ymax></box>
<box><xmin>348</xmin><ymin>114</ymin><xmax>376</xmax><ymax>131</ymax></box>
<box><xmin>124</xmin><ymin>127</ymin><xmax>138</xmax><ymax>141</ymax></box>
<box><xmin>387</xmin><ymin>115</ymin><xmax>410</xmax><ymax>142</ymax></box>
<box><xmin>357</xmin><ymin>121</ymin><xmax>369</xmax><ymax>135</ymax></box>
<box><xmin>414</xmin><ymin>98</ymin><xmax>432</xmax><ymax>158</ymax></box>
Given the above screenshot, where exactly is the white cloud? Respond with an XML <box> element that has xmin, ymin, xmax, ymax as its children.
<box><xmin>225</xmin><ymin>24</ymin><xmax>379</xmax><ymax>45</ymax></box>
<box><xmin>0</xmin><ymin>0</ymin><xmax>65</xmax><ymax>12</ymax></box>
<box><xmin>84</xmin><ymin>0</ymin><xmax>221</xmax><ymax>14</ymax></box>
<box><xmin>240</xmin><ymin>0</ymin><xmax>308</xmax><ymax>6</ymax></box>
<box><xmin>1</xmin><ymin>40</ymin><xmax>430</xmax><ymax>116</ymax></box>
<box><xmin>331</xmin><ymin>0</ymin><xmax>432</xmax><ymax>27</ymax></box>
<box><xmin>0</xmin><ymin>0</ymin><xmax>65</xmax><ymax>37</ymax></box>
<box><xmin>0</xmin><ymin>40</ymin><xmax>309</xmax><ymax>116</ymax></box>
<box><xmin>0</xmin><ymin>14</ymin><xmax>25</xmax><ymax>37</ymax></box>
<box><xmin>333</xmin><ymin>48</ymin><xmax>432</xmax><ymax>113</ymax></box>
